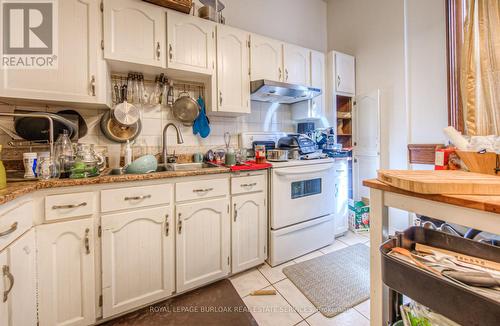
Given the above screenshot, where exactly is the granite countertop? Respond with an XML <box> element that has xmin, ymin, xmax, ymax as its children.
<box><xmin>0</xmin><ymin>166</ymin><xmax>230</xmax><ymax>206</ymax></box>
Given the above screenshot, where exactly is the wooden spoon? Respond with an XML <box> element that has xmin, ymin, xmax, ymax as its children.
<box><xmin>391</xmin><ymin>247</ymin><xmax>441</xmax><ymax>276</ymax></box>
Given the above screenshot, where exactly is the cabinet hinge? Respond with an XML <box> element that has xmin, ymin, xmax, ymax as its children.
<box><xmin>101</xmin><ymin>40</ymin><xmax>104</xmax><ymax>50</ymax></box>
<box><xmin>353</xmin><ymin>101</ymin><xmax>357</xmax><ymax>106</ymax></box>
<box><xmin>99</xmin><ymin>295</ymin><xmax>103</xmax><ymax>307</ymax></box>
<box><xmin>100</xmin><ymin>1</ymin><xmax>103</xmax><ymax>12</ymax></box>
<box><xmin>98</xmin><ymin>225</ymin><xmax>102</xmax><ymax>237</ymax></box>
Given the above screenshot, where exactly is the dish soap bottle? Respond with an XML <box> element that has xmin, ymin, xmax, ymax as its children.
<box><xmin>124</xmin><ymin>140</ymin><xmax>132</xmax><ymax>166</ymax></box>
<box><xmin>0</xmin><ymin>145</ymin><xmax>6</xmax><ymax>189</ymax></box>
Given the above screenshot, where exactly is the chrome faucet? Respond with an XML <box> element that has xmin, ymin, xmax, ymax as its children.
<box><xmin>162</xmin><ymin>123</ymin><xmax>184</xmax><ymax>163</ymax></box>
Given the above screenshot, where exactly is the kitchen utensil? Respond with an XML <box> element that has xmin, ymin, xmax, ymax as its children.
<box><xmin>172</xmin><ymin>91</ymin><xmax>200</xmax><ymax>126</ymax></box>
<box><xmin>142</xmin><ymin>0</ymin><xmax>193</xmax><ymax>14</ymax></box>
<box><xmin>441</xmin><ymin>270</ymin><xmax>500</xmax><ymax>288</ymax></box>
<box><xmin>167</xmin><ymin>80</ymin><xmax>174</xmax><ymax>106</ymax></box>
<box><xmin>391</xmin><ymin>247</ymin><xmax>440</xmax><ymax>276</ymax></box>
<box><xmin>266</xmin><ymin>149</ymin><xmax>289</xmax><ymax>162</ymax></box>
<box><xmin>113</xmin><ymin>101</ymin><xmax>140</xmax><ymax>126</ymax></box>
<box><xmin>14</xmin><ymin>111</ymin><xmax>78</xmax><ymax>142</ymax></box>
<box><xmin>377</xmin><ymin>170</ymin><xmax>500</xmax><ymax>195</ymax></box>
<box><xmin>100</xmin><ymin>110</ymin><xmax>142</xmax><ymax>143</ymax></box>
<box><xmin>125</xmin><ymin>154</ymin><xmax>158</xmax><ymax>174</ymax></box>
<box><xmin>161</xmin><ymin>78</ymin><xmax>169</xmax><ymax>108</ymax></box>
<box><xmin>150</xmin><ymin>76</ymin><xmax>161</xmax><ymax>105</ymax></box>
<box><xmin>224</xmin><ymin>132</ymin><xmax>230</xmax><ymax>151</ymax></box>
<box><xmin>58</xmin><ymin>109</ymin><xmax>88</xmax><ymax>139</ymax></box>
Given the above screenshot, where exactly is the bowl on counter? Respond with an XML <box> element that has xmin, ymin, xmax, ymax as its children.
<box><xmin>266</xmin><ymin>149</ymin><xmax>289</xmax><ymax>162</ymax></box>
<box><xmin>125</xmin><ymin>155</ymin><xmax>158</xmax><ymax>174</ymax></box>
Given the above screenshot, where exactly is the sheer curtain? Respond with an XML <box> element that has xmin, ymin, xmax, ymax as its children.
<box><xmin>460</xmin><ymin>0</ymin><xmax>500</xmax><ymax>135</ymax></box>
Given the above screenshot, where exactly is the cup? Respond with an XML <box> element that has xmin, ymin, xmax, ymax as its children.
<box><xmin>225</xmin><ymin>152</ymin><xmax>236</xmax><ymax>166</ymax></box>
<box><xmin>193</xmin><ymin>152</ymin><xmax>203</xmax><ymax>163</ymax></box>
<box><xmin>23</xmin><ymin>152</ymin><xmax>37</xmax><ymax>179</ymax></box>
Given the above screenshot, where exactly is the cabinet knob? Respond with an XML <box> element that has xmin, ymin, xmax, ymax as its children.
<box><xmin>2</xmin><ymin>265</ymin><xmax>14</xmax><ymax>303</ymax></box>
<box><xmin>278</xmin><ymin>67</ymin><xmax>282</xmax><ymax>81</ymax></box>
<box><xmin>178</xmin><ymin>214</ymin><xmax>182</xmax><ymax>234</ymax></box>
<box><xmin>156</xmin><ymin>42</ymin><xmax>161</xmax><ymax>60</ymax></box>
<box><xmin>285</xmin><ymin>69</ymin><xmax>289</xmax><ymax>81</ymax></box>
<box><xmin>337</xmin><ymin>75</ymin><xmax>341</xmax><ymax>87</ymax></box>
<box><xmin>169</xmin><ymin>44</ymin><xmax>173</xmax><ymax>61</ymax></box>
<box><xmin>219</xmin><ymin>91</ymin><xmax>223</xmax><ymax>106</ymax></box>
<box><xmin>84</xmin><ymin>228</ymin><xmax>90</xmax><ymax>255</ymax></box>
<box><xmin>233</xmin><ymin>203</ymin><xmax>237</xmax><ymax>222</ymax></box>
<box><xmin>165</xmin><ymin>214</ymin><xmax>169</xmax><ymax>236</ymax></box>
<box><xmin>90</xmin><ymin>75</ymin><xmax>96</xmax><ymax>96</ymax></box>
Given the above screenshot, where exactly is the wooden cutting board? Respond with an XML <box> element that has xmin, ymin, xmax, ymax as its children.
<box><xmin>377</xmin><ymin>170</ymin><xmax>500</xmax><ymax>195</ymax></box>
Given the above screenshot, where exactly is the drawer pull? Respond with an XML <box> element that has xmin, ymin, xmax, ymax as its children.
<box><xmin>0</xmin><ymin>222</ymin><xmax>17</xmax><ymax>237</ymax></box>
<box><xmin>2</xmin><ymin>265</ymin><xmax>14</xmax><ymax>303</ymax></box>
<box><xmin>52</xmin><ymin>202</ymin><xmax>87</xmax><ymax>210</ymax></box>
<box><xmin>178</xmin><ymin>214</ymin><xmax>182</xmax><ymax>234</ymax></box>
<box><xmin>124</xmin><ymin>195</ymin><xmax>152</xmax><ymax>201</ymax></box>
<box><xmin>156</xmin><ymin>42</ymin><xmax>161</xmax><ymax>60</ymax></box>
<box><xmin>165</xmin><ymin>214</ymin><xmax>169</xmax><ymax>236</ymax></box>
<box><xmin>192</xmin><ymin>188</ymin><xmax>214</xmax><ymax>193</ymax></box>
<box><xmin>84</xmin><ymin>228</ymin><xmax>90</xmax><ymax>255</ymax></box>
<box><xmin>240</xmin><ymin>182</ymin><xmax>257</xmax><ymax>187</ymax></box>
<box><xmin>234</xmin><ymin>203</ymin><xmax>237</xmax><ymax>222</ymax></box>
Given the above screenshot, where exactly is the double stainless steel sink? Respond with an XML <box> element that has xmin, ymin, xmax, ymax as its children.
<box><xmin>106</xmin><ymin>162</ymin><xmax>219</xmax><ymax>175</ymax></box>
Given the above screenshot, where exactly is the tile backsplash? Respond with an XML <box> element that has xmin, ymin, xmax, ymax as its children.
<box><xmin>0</xmin><ymin>101</ymin><xmax>296</xmax><ymax>167</ymax></box>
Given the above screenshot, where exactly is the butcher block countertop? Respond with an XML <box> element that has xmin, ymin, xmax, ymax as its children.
<box><xmin>0</xmin><ymin>166</ymin><xmax>230</xmax><ymax>206</ymax></box>
<box><xmin>364</xmin><ymin>179</ymin><xmax>500</xmax><ymax>214</ymax></box>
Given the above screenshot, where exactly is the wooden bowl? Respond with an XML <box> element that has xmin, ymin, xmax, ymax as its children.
<box><xmin>455</xmin><ymin>151</ymin><xmax>499</xmax><ymax>175</ymax></box>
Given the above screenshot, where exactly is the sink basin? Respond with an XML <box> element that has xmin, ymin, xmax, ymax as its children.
<box><xmin>164</xmin><ymin>162</ymin><xmax>217</xmax><ymax>171</ymax></box>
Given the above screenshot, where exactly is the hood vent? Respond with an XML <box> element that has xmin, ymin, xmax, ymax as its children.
<box><xmin>250</xmin><ymin>80</ymin><xmax>321</xmax><ymax>104</ymax></box>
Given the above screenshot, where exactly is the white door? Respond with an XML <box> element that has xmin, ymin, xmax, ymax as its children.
<box><xmin>37</xmin><ymin>219</ymin><xmax>96</xmax><ymax>326</ymax></box>
<box><xmin>310</xmin><ymin>50</ymin><xmax>326</xmax><ymax>118</ymax></box>
<box><xmin>217</xmin><ymin>25</ymin><xmax>250</xmax><ymax>114</ymax></box>
<box><xmin>232</xmin><ymin>193</ymin><xmax>267</xmax><ymax>273</ymax></box>
<box><xmin>283</xmin><ymin>44</ymin><xmax>310</xmax><ymax>85</ymax></box>
<box><xmin>101</xmin><ymin>206</ymin><xmax>174</xmax><ymax>318</ymax></box>
<box><xmin>167</xmin><ymin>10</ymin><xmax>216</xmax><ymax>74</ymax></box>
<box><xmin>335</xmin><ymin>52</ymin><xmax>355</xmax><ymax>95</ymax></box>
<box><xmin>104</xmin><ymin>0</ymin><xmax>165</xmax><ymax>67</ymax></box>
<box><xmin>176</xmin><ymin>198</ymin><xmax>230</xmax><ymax>292</ymax></box>
<box><xmin>0</xmin><ymin>0</ymin><xmax>106</xmax><ymax>104</ymax></box>
<box><xmin>333</xmin><ymin>161</ymin><xmax>349</xmax><ymax>236</ymax></box>
<box><xmin>353</xmin><ymin>90</ymin><xmax>380</xmax><ymax>201</ymax></box>
<box><xmin>250</xmin><ymin>34</ymin><xmax>283</xmax><ymax>81</ymax></box>
<box><xmin>0</xmin><ymin>230</ymin><xmax>37</xmax><ymax>326</ymax></box>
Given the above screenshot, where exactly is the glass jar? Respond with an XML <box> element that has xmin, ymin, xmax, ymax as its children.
<box><xmin>54</xmin><ymin>129</ymin><xmax>74</xmax><ymax>178</ymax></box>
<box><xmin>70</xmin><ymin>144</ymin><xmax>100</xmax><ymax>179</ymax></box>
<box><xmin>255</xmin><ymin>145</ymin><xmax>266</xmax><ymax>164</ymax></box>
<box><xmin>36</xmin><ymin>153</ymin><xmax>59</xmax><ymax>180</ymax></box>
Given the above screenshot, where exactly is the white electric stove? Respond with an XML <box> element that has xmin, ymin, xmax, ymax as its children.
<box><xmin>239</xmin><ymin>132</ymin><xmax>336</xmax><ymax>266</ymax></box>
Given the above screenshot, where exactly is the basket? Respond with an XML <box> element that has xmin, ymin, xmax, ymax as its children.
<box><xmin>455</xmin><ymin>150</ymin><xmax>500</xmax><ymax>175</ymax></box>
<box><xmin>143</xmin><ymin>0</ymin><xmax>192</xmax><ymax>14</ymax></box>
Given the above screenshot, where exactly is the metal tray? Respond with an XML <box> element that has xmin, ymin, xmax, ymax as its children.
<box><xmin>380</xmin><ymin>226</ymin><xmax>500</xmax><ymax>326</ymax></box>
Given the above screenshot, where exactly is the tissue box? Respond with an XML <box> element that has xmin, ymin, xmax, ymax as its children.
<box><xmin>349</xmin><ymin>198</ymin><xmax>370</xmax><ymax>233</ymax></box>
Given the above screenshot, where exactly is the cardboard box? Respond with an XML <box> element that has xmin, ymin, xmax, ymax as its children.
<box><xmin>349</xmin><ymin>198</ymin><xmax>370</xmax><ymax>233</ymax></box>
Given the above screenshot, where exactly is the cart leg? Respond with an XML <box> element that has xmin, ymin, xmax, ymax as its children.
<box><xmin>370</xmin><ymin>188</ymin><xmax>389</xmax><ymax>325</ymax></box>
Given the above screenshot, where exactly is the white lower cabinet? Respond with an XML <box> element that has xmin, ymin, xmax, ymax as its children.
<box><xmin>0</xmin><ymin>229</ymin><xmax>37</xmax><ymax>326</ymax></box>
<box><xmin>334</xmin><ymin>160</ymin><xmax>349</xmax><ymax>236</ymax></box>
<box><xmin>231</xmin><ymin>192</ymin><xmax>267</xmax><ymax>273</ymax></box>
<box><xmin>176</xmin><ymin>198</ymin><xmax>230</xmax><ymax>292</ymax></box>
<box><xmin>101</xmin><ymin>206</ymin><xmax>174</xmax><ymax>318</ymax></box>
<box><xmin>37</xmin><ymin>219</ymin><xmax>96</xmax><ymax>326</ymax></box>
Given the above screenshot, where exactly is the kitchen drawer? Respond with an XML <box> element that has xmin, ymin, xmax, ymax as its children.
<box><xmin>0</xmin><ymin>201</ymin><xmax>33</xmax><ymax>251</ymax></box>
<box><xmin>231</xmin><ymin>174</ymin><xmax>266</xmax><ymax>195</ymax></box>
<box><xmin>101</xmin><ymin>184</ymin><xmax>172</xmax><ymax>213</ymax></box>
<box><xmin>176</xmin><ymin>178</ymin><xmax>229</xmax><ymax>202</ymax></box>
<box><xmin>45</xmin><ymin>192</ymin><xmax>94</xmax><ymax>221</ymax></box>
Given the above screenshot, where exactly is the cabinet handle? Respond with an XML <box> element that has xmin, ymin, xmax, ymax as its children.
<box><xmin>90</xmin><ymin>75</ymin><xmax>96</xmax><ymax>96</ymax></box>
<box><xmin>124</xmin><ymin>195</ymin><xmax>151</xmax><ymax>201</ymax></box>
<box><xmin>165</xmin><ymin>214</ymin><xmax>169</xmax><ymax>236</ymax></box>
<box><xmin>337</xmin><ymin>75</ymin><xmax>341</xmax><ymax>88</ymax></box>
<box><xmin>233</xmin><ymin>203</ymin><xmax>237</xmax><ymax>222</ymax></box>
<box><xmin>169</xmin><ymin>44</ymin><xmax>173</xmax><ymax>61</ymax></box>
<box><xmin>178</xmin><ymin>214</ymin><xmax>182</xmax><ymax>234</ymax></box>
<box><xmin>156</xmin><ymin>42</ymin><xmax>161</xmax><ymax>60</ymax></box>
<box><xmin>2</xmin><ymin>265</ymin><xmax>14</xmax><ymax>303</ymax></box>
<box><xmin>219</xmin><ymin>91</ymin><xmax>223</xmax><ymax>106</ymax></box>
<box><xmin>240</xmin><ymin>182</ymin><xmax>257</xmax><ymax>187</ymax></box>
<box><xmin>193</xmin><ymin>188</ymin><xmax>214</xmax><ymax>193</ymax></box>
<box><xmin>0</xmin><ymin>222</ymin><xmax>17</xmax><ymax>237</ymax></box>
<box><xmin>335</xmin><ymin>184</ymin><xmax>339</xmax><ymax>197</ymax></box>
<box><xmin>278</xmin><ymin>67</ymin><xmax>282</xmax><ymax>81</ymax></box>
<box><xmin>285</xmin><ymin>69</ymin><xmax>289</xmax><ymax>81</ymax></box>
<box><xmin>52</xmin><ymin>202</ymin><xmax>87</xmax><ymax>210</ymax></box>
<box><xmin>84</xmin><ymin>228</ymin><xmax>90</xmax><ymax>255</ymax></box>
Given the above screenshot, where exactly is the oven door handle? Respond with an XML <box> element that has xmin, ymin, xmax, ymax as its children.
<box><xmin>274</xmin><ymin>164</ymin><xmax>334</xmax><ymax>176</ymax></box>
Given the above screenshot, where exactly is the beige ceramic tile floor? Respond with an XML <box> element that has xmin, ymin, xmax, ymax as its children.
<box><xmin>231</xmin><ymin>231</ymin><xmax>371</xmax><ymax>326</ymax></box>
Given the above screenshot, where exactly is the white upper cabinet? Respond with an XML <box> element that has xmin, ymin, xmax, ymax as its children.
<box><xmin>232</xmin><ymin>192</ymin><xmax>267</xmax><ymax>273</ymax></box>
<box><xmin>176</xmin><ymin>198</ymin><xmax>230</xmax><ymax>292</ymax></box>
<box><xmin>0</xmin><ymin>230</ymin><xmax>37</xmax><ymax>326</ymax></box>
<box><xmin>250</xmin><ymin>34</ymin><xmax>283</xmax><ymax>81</ymax></box>
<box><xmin>37</xmin><ymin>219</ymin><xmax>96</xmax><ymax>326</ymax></box>
<box><xmin>283</xmin><ymin>44</ymin><xmax>310</xmax><ymax>85</ymax></box>
<box><xmin>335</xmin><ymin>52</ymin><xmax>355</xmax><ymax>95</ymax></box>
<box><xmin>167</xmin><ymin>10</ymin><xmax>216</xmax><ymax>75</ymax></box>
<box><xmin>216</xmin><ymin>25</ymin><xmax>250</xmax><ymax>114</ymax></box>
<box><xmin>310</xmin><ymin>50</ymin><xmax>326</xmax><ymax>118</ymax></box>
<box><xmin>0</xmin><ymin>0</ymin><xmax>107</xmax><ymax>106</ymax></box>
<box><xmin>101</xmin><ymin>206</ymin><xmax>174</xmax><ymax>318</ymax></box>
<box><xmin>104</xmin><ymin>0</ymin><xmax>166</xmax><ymax>68</ymax></box>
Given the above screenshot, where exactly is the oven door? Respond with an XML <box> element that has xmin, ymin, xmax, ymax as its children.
<box><xmin>271</xmin><ymin>162</ymin><xmax>335</xmax><ymax>229</ymax></box>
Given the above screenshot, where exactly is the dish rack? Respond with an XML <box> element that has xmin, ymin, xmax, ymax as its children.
<box><xmin>381</xmin><ymin>226</ymin><xmax>500</xmax><ymax>326</ymax></box>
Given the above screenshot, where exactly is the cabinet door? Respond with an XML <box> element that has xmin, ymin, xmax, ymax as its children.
<box><xmin>310</xmin><ymin>50</ymin><xmax>326</xmax><ymax>118</ymax></box>
<box><xmin>283</xmin><ymin>44</ymin><xmax>310</xmax><ymax>85</ymax></box>
<box><xmin>335</xmin><ymin>52</ymin><xmax>355</xmax><ymax>95</ymax></box>
<box><xmin>176</xmin><ymin>198</ymin><xmax>230</xmax><ymax>292</ymax></box>
<box><xmin>167</xmin><ymin>10</ymin><xmax>216</xmax><ymax>74</ymax></box>
<box><xmin>232</xmin><ymin>193</ymin><xmax>267</xmax><ymax>273</ymax></box>
<box><xmin>101</xmin><ymin>206</ymin><xmax>174</xmax><ymax>318</ymax></box>
<box><xmin>37</xmin><ymin>219</ymin><xmax>96</xmax><ymax>326</ymax></box>
<box><xmin>0</xmin><ymin>0</ymin><xmax>105</xmax><ymax>104</ymax></box>
<box><xmin>217</xmin><ymin>25</ymin><xmax>250</xmax><ymax>114</ymax></box>
<box><xmin>353</xmin><ymin>90</ymin><xmax>380</xmax><ymax>156</ymax></box>
<box><xmin>353</xmin><ymin>155</ymin><xmax>380</xmax><ymax>201</ymax></box>
<box><xmin>250</xmin><ymin>34</ymin><xmax>283</xmax><ymax>81</ymax></box>
<box><xmin>0</xmin><ymin>230</ymin><xmax>37</xmax><ymax>326</ymax></box>
<box><xmin>104</xmin><ymin>0</ymin><xmax>165</xmax><ymax>67</ymax></box>
<box><xmin>333</xmin><ymin>162</ymin><xmax>349</xmax><ymax>236</ymax></box>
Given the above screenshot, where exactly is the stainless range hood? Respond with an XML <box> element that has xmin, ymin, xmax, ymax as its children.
<box><xmin>250</xmin><ymin>80</ymin><xmax>321</xmax><ymax>104</ymax></box>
